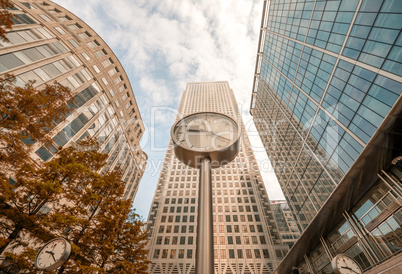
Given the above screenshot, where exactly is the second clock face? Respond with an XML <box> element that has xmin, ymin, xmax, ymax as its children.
<box><xmin>35</xmin><ymin>238</ymin><xmax>72</xmax><ymax>272</ymax></box>
<box><xmin>173</xmin><ymin>112</ymin><xmax>239</xmax><ymax>152</ymax></box>
<box><xmin>332</xmin><ymin>254</ymin><xmax>363</xmax><ymax>274</ymax></box>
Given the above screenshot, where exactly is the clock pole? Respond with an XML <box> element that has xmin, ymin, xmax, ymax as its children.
<box><xmin>196</xmin><ymin>157</ymin><xmax>214</xmax><ymax>274</ymax></box>
<box><xmin>171</xmin><ymin>112</ymin><xmax>240</xmax><ymax>274</ymax></box>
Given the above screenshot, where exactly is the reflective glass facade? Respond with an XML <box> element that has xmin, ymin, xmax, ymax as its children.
<box><xmin>2</xmin><ymin>0</ymin><xmax>147</xmax><ymax>200</ymax></box>
<box><xmin>147</xmin><ymin>82</ymin><xmax>288</xmax><ymax>273</ymax></box>
<box><xmin>250</xmin><ymin>0</ymin><xmax>402</xmax><ymax>273</ymax></box>
<box><xmin>251</xmin><ymin>0</ymin><xmax>402</xmax><ymax>232</ymax></box>
<box><xmin>270</xmin><ymin>200</ymin><xmax>300</xmax><ymax>249</ymax></box>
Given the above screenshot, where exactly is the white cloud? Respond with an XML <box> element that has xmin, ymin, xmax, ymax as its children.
<box><xmin>52</xmin><ymin>0</ymin><xmax>284</xmax><ymax>218</ymax></box>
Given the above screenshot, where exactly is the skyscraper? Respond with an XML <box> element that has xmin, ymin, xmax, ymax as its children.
<box><xmin>146</xmin><ymin>81</ymin><xmax>288</xmax><ymax>273</ymax></box>
<box><xmin>250</xmin><ymin>0</ymin><xmax>401</xmax><ymax>273</ymax></box>
<box><xmin>0</xmin><ymin>0</ymin><xmax>146</xmax><ymax>200</ymax></box>
<box><xmin>270</xmin><ymin>200</ymin><xmax>300</xmax><ymax>249</ymax></box>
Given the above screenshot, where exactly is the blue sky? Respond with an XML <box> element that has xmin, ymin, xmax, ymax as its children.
<box><xmin>52</xmin><ymin>0</ymin><xmax>285</xmax><ymax>219</ymax></box>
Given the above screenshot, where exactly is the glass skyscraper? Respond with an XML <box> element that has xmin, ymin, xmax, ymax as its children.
<box><xmin>0</xmin><ymin>0</ymin><xmax>147</xmax><ymax>200</ymax></box>
<box><xmin>250</xmin><ymin>0</ymin><xmax>401</xmax><ymax>273</ymax></box>
<box><xmin>270</xmin><ymin>200</ymin><xmax>300</xmax><ymax>249</ymax></box>
<box><xmin>146</xmin><ymin>81</ymin><xmax>288</xmax><ymax>273</ymax></box>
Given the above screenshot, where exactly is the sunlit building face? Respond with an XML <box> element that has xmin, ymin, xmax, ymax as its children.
<box><xmin>1</xmin><ymin>0</ymin><xmax>147</xmax><ymax>200</ymax></box>
<box><xmin>147</xmin><ymin>81</ymin><xmax>289</xmax><ymax>273</ymax></box>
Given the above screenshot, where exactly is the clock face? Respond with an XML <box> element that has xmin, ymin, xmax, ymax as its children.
<box><xmin>172</xmin><ymin>112</ymin><xmax>239</xmax><ymax>152</ymax></box>
<box><xmin>35</xmin><ymin>238</ymin><xmax>71</xmax><ymax>271</ymax></box>
<box><xmin>332</xmin><ymin>254</ymin><xmax>363</xmax><ymax>274</ymax></box>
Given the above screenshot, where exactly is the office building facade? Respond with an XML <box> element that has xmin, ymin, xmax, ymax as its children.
<box><xmin>0</xmin><ymin>0</ymin><xmax>146</xmax><ymax>199</ymax></box>
<box><xmin>270</xmin><ymin>200</ymin><xmax>300</xmax><ymax>249</ymax></box>
<box><xmin>146</xmin><ymin>81</ymin><xmax>288</xmax><ymax>273</ymax></box>
<box><xmin>250</xmin><ymin>0</ymin><xmax>401</xmax><ymax>273</ymax></box>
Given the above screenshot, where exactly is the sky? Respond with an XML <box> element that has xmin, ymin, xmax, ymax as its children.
<box><xmin>52</xmin><ymin>0</ymin><xmax>285</xmax><ymax>219</ymax></box>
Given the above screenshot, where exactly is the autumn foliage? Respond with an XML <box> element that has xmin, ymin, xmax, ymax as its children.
<box><xmin>0</xmin><ymin>77</ymin><xmax>150</xmax><ymax>272</ymax></box>
<box><xmin>0</xmin><ymin>0</ymin><xmax>15</xmax><ymax>42</ymax></box>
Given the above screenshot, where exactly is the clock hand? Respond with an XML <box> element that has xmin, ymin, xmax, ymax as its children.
<box><xmin>341</xmin><ymin>266</ymin><xmax>359</xmax><ymax>273</ymax></box>
<box><xmin>187</xmin><ymin>129</ymin><xmax>230</xmax><ymax>141</ymax></box>
<box><xmin>48</xmin><ymin>243</ymin><xmax>57</xmax><ymax>258</ymax></box>
<box><xmin>51</xmin><ymin>253</ymin><xmax>57</xmax><ymax>262</ymax></box>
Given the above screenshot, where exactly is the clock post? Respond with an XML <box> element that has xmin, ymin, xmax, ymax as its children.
<box><xmin>171</xmin><ymin>112</ymin><xmax>240</xmax><ymax>274</ymax></box>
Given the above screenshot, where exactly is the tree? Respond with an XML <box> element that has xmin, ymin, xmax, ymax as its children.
<box><xmin>0</xmin><ymin>0</ymin><xmax>15</xmax><ymax>42</ymax></box>
<box><xmin>0</xmin><ymin>74</ymin><xmax>73</xmax><ymax>184</ymax></box>
<box><xmin>0</xmin><ymin>140</ymin><xmax>150</xmax><ymax>273</ymax></box>
<box><xmin>0</xmin><ymin>75</ymin><xmax>73</xmax><ymax>255</ymax></box>
<box><xmin>106</xmin><ymin>211</ymin><xmax>150</xmax><ymax>274</ymax></box>
<box><xmin>45</xmin><ymin>142</ymin><xmax>150</xmax><ymax>273</ymax></box>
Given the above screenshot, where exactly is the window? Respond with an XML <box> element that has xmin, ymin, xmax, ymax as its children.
<box><xmin>187</xmin><ymin>249</ymin><xmax>193</xmax><ymax>259</ymax></box>
<box><xmin>180</xmin><ymin>237</ymin><xmax>185</xmax><ymax>245</ymax></box>
<box><xmin>78</xmin><ymin>31</ymin><xmax>91</xmax><ymax>39</ymax></box>
<box><xmin>55</xmin><ymin>27</ymin><xmax>65</xmax><ymax>34</ymax></box>
<box><xmin>68</xmin><ymin>23</ymin><xmax>81</xmax><ymax>30</ymax></box>
<box><xmin>92</xmin><ymin>65</ymin><xmax>100</xmax><ymax>73</ymax></box>
<box><xmin>102</xmin><ymin>58</ymin><xmax>113</xmax><ymax>67</ymax></box>
<box><xmin>39</xmin><ymin>14</ymin><xmax>51</xmax><ymax>21</ymax></box>
<box><xmin>164</xmin><ymin>236</ymin><xmax>170</xmax><ymax>245</ymax></box>
<box><xmin>81</xmin><ymin>52</ymin><xmax>90</xmax><ymax>61</ymax></box>
<box><xmin>125</xmin><ymin>100</ymin><xmax>132</xmax><ymax>109</ymax></box>
<box><xmin>109</xmin><ymin>67</ymin><xmax>118</xmax><ymax>76</ymax></box>
<box><xmin>69</xmin><ymin>39</ymin><xmax>78</xmax><ymax>48</ymax></box>
<box><xmin>153</xmin><ymin>249</ymin><xmax>160</xmax><ymax>258</ymax></box>
<box><xmin>220</xmin><ymin>249</ymin><xmax>226</xmax><ymax>259</ymax></box>
<box><xmin>87</xmin><ymin>40</ymin><xmax>100</xmax><ymax>48</ymax></box>
<box><xmin>95</xmin><ymin>49</ymin><xmax>106</xmax><ymax>58</ymax></box>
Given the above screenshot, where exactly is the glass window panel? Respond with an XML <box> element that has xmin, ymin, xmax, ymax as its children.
<box><xmin>33</xmin><ymin>68</ymin><xmax>51</xmax><ymax>81</ymax></box>
<box><xmin>36</xmin><ymin>46</ymin><xmax>52</xmax><ymax>58</ymax></box>
<box><xmin>363</xmin><ymin>41</ymin><xmax>392</xmax><ymax>58</ymax></box>
<box><xmin>355</xmin><ymin>12</ymin><xmax>377</xmax><ymax>26</ymax></box>
<box><xmin>381</xmin><ymin>0</ymin><xmax>402</xmax><ymax>13</ymax></box>
<box><xmin>382</xmin><ymin>60</ymin><xmax>402</xmax><ymax>76</ymax></box>
<box><xmin>375</xmin><ymin>13</ymin><xmax>402</xmax><ymax>29</ymax></box>
<box><xmin>7</xmin><ymin>32</ymin><xmax>26</xmax><ymax>44</ymax></box>
<box><xmin>22</xmin><ymin>48</ymin><xmax>45</xmax><ymax>61</ymax></box>
<box><xmin>42</xmin><ymin>63</ymin><xmax>61</xmax><ymax>78</ymax></box>
<box><xmin>13</xmin><ymin>51</ymin><xmax>32</xmax><ymax>64</ymax></box>
<box><xmin>0</xmin><ymin>53</ymin><xmax>24</xmax><ymax>68</ymax></box>
<box><xmin>18</xmin><ymin>70</ymin><xmax>43</xmax><ymax>84</ymax></box>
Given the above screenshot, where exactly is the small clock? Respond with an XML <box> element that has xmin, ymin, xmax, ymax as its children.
<box><xmin>171</xmin><ymin>112</ymin><xmax>240</xmax><ymax>168</ymax></box>
<box><xmin>35</xmin><ymin>238</ymin><xmax>71</xmax><ymax>271</ymax></box>
<box><xmin>331</xmin><ymin>254</ymin><xmax>363</xmax><ymax>274</ymax></box>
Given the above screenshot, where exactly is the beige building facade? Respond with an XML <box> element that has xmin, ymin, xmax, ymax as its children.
<box><xmin>146</xmin><ymin>81</ymin><xmax>288</xmax><ymax>274</ymax></box>
<box><xmin>1</xmin><ymin>0</ymin><xmax>147</xmax><ymax>199</ymax></box>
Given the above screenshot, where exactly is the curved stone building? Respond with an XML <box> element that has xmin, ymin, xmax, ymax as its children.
<box><xmin>1</xmin><ymin>0</ymin><xmax>146</xmax><ymax>200</ymax></box>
